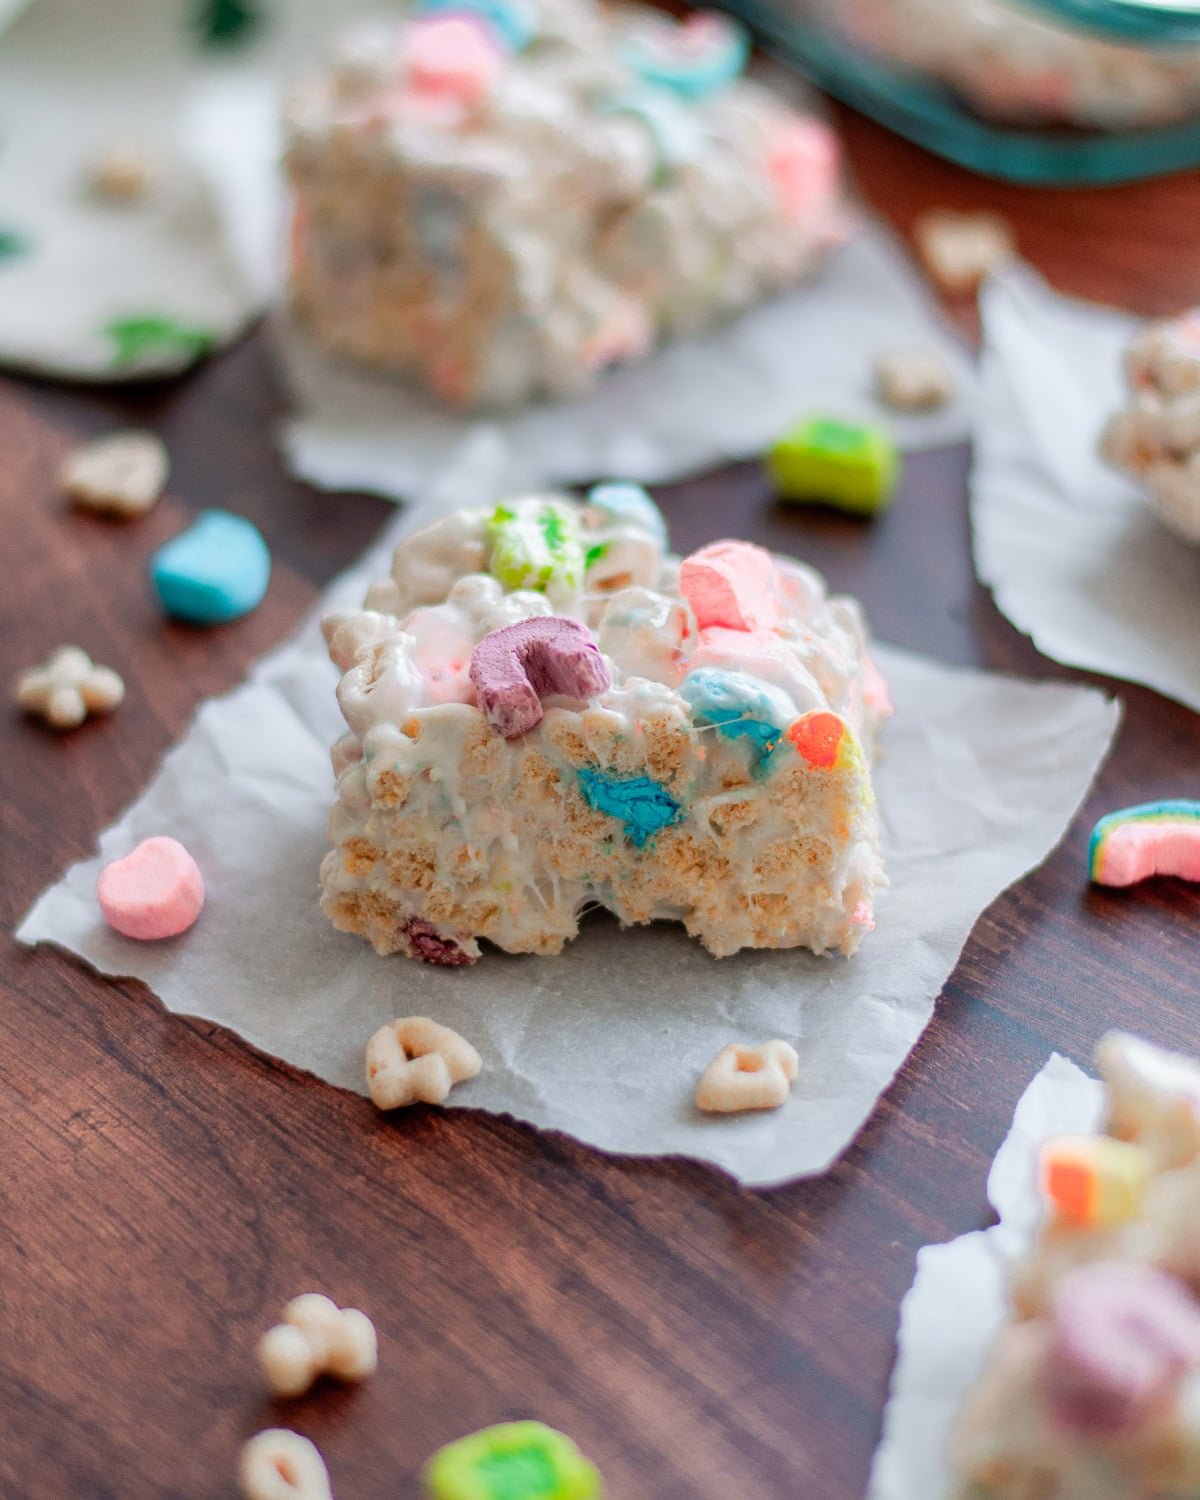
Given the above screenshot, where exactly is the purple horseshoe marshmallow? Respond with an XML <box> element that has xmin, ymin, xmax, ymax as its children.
<box><xmin>469</xmin><ymin>616</ymin><xmax>611</xmax><ymax>739</ymax></box>
<box><xmin>1045</xmin><ymin>1261</ymin><xmax>1200</xmax><ymax>1434</ymax></box>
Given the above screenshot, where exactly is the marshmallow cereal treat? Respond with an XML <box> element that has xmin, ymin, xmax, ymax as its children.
<box><xmin>283</xmin><ymin>0</ymin><xmax>846</xmax><ymax>409</ymax></box>
<box><xmin>948</xmin><ymin>1031</ymin><xmax>1200</xmax><ymax>1500</ymax></box>
<box><xmin>320</xmin><ymin>484</ymin><xmax>890</xmax><ymax>965</ymax></box>
<box><xmin>1102</xmin><ymin>310</ymin><xmax>1200</xmax><ymax>543</ymax></box>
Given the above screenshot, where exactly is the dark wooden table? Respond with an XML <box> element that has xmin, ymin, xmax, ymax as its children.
<box><xmin>3</xmin><ymin>107</ymin><xmax>1200</xmax><ymax>1500</ymax></box>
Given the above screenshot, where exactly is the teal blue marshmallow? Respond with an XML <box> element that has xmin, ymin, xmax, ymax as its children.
<box><xmin>414</xmin><ymin>0</ymin><xmax>536</xmax><ymax>51</ymax></box>
<box><xmin>577</xmin><ymin>767</ymin><xmax>681</xmax><ymax>848</ymax></box>
<box><xmin>150</xmin><ymin>509</ymin><xmax>271</xmax><ymax>625</ymax></box>
<box><xmin>586</xmin><ymin>481</ymin><xmax>669</xmax><ymax>549</ymax></box>
<box><xmin>680</xmin><ymin>669</ymin><xmax>791</xmax><ymax>760</ymax></box>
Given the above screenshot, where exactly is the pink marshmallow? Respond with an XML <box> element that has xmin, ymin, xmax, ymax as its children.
<box><xmin>678</xmin><ymin>540</ymin><xmax>784</xmax><ymax>635</ymax></box>
<box><xmin>768</xmin><ymin>118</ymin><xmax>840</xmax><ymax>229</ymax></box>
<box><xmin>404</xmin><ymin>16</ymin><xmax>503</xmax><ymax>106</ymax></box>
<box><xmin>470</xmin><ymin>616</ymin><xmax>611</xmax><ymax>739</ymax></box>
<box><xmin>1046</xmin><ymin>1262</ymin><xmax>1200</xmax><ymax>1435</ymax></box>
<box><xmin>97</xmin><ymin>836</ymin><xmax>205</xmax><ymax>941</ymax></box>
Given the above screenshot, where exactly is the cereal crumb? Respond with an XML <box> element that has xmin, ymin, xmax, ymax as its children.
<box><xmin>875</xmin><ymin>348</ymin><xmax>955</xmax><ymax>411</ymax></box>
<box><xmin>16</xmin><ymin>645</ymin><xmax>124</xmax><ymax>730</ymax></box>
<box><xmin>88</xmin><ymin>145</ymin><xmax>158</xmax><ymax>202</ymax></box>
<box><xmin>239</xmin><ymin>1429</ymin><xmax>332</xmax><ymax>1500</ymax></box>
<box><xmin>61</xmin><ymin>430</ymin><xmax>168</xmax><ymax>518</ymax></box>
<box><xmin>695</xmin><ymin>1040</ymin><xmax>800</xmax><ymax>1114</ymax></box>
<box><xmin>913</xmin><ymin>209</ymin><xmax>1015</xmax><ymax>296</ymax></box>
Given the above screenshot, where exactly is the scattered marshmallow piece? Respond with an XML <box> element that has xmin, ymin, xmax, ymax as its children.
<box><xmin>695</xmin><ymin>1040</ymin><xmax>800</xmax><ymax>1114</ymax></box>
<box><xmin>88</xmin><ymin>144</ymin><xmax>158</xmax><ymax>203</ymax></box>
<box><xmin>258</xmin><ymin>1293</ymin><xmax>378</xmax><ymax>1398</ymax></box>
<box><xmin>365</xmin><ymin>1016</ymin><xmax>482</xmax><ymax>1110</ymax></box>
<box><xmin>913</xmin><ymin>209</ymin><xmax>1015</xmax><ymax>296</ymax></box>
<box><xmin>874</xmin><ymin>348</ymin><xmax>956</xmax><ymax>411</ymax></box>
<box><xmin>60</xmin><ymin>430</ymin><xmax>169</xmax><ymax>518</ymax></box>
<box><xmin>96</xmin><ymin>835</ymin><xmax>205</xmax><ymax>940</ymax></box>
<box><xmin>239</xmin><ymin>1430</ymin><xmax>332</xmax><ymax>1500</ymax></box>
<box><xmin>15</xmin><ymin>645</ymin><xmax>125</xmax><ymax>730</ymax></box>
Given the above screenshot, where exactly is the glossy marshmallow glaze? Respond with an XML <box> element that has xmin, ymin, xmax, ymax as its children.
<box><xmin>320</xmin><ymin>488</ymin><xmax>889</xmax><ymax>964</ymax></box>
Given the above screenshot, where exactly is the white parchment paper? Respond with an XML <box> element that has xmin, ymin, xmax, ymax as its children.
<box><xmin>278</xmin><ymin>216</ymin><xmax>978</xmax><ymax>506</ymax></box>
<box><xmin>973</xmin><ymin>266</ymin><xmax>1200</xmax><ymax>714</ymax></box>
<box><xmin>17</xmin><ymin>499</ymin><xmax>1116</xmax><ymax>1187</ymax></box>
<box><xmin>868</xmin><ymin>1053</ymin><xmax>1103</xmax><ymax>1499</ymax></box>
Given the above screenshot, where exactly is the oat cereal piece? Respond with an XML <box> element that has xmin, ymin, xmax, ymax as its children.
<box><xmin>1102</xmin><ymin>309</ymin><xmax>1200</xmax><ymax>542</ymax></box>
<box><xmin>60</xmin><ymin>430</ymin><xmax>168</xmax><ymax>518</ymax></box>
<box><xmin>913</xmin><ymin>209</ymin><xmax>1015</xmax><ymax>296</ymax></box>
<box><xmin>365</xmin><ymin>1017</ymin><xmax>483</xmax><ymax>1110</ymax></box>
<box><xmin>239</xmin><ymin>1430</ymin><xmax>332</xmax><ymax>1500</ymax></box>
<box><xmin>320</xmin><ymin>485</ymin><xmax>888</xmax><ymax>964</ymax></box>
<box><xmin>283</xmin><ymin>0</ymin><xmax>847</xmax><ymax>410</ymax></box>
<box><xmin>874</xmin><ymin>348</ymin><xmax>955</xmax><ymax>411</ymax></box>
<box><xmin>88</xmin><ymin>144</ymin><xmax>158</xmax><ymax>202</ymax></box>
<box><xmin>15</xmin><ymin>645</ymin><xmax>124</xmax><ymax>730</ymax></box>
<box><xmin>948</xmin><ymin>1032</ymin><xmax>1200</xmax><ymax>1500</ymax></box>
<box><xmin>695</xmin><ymin>1040</ymin><xmax>800</xmax><ymax>1113</ymax></box>
<box><xmin>258</xmin><ymin>1293</ymin><xmax>378</xmax><ymax>1397</ymax></box>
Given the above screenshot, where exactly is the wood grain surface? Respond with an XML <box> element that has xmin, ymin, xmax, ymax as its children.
<box><xmin>3</xmin><ymin>107</ymin><xmax>1200</xmax><ymax>1500</ymax></box>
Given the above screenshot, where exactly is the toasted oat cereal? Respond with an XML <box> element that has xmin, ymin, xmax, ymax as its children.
<box><xmin>875</xmin><ymin>348</ymin><xmax>955</xmax><ymax>411</ymax></box>
<box><xmin>88</xmin><ymin>144</ymin><xmax>158</xmax><ymax>202</ymax></box>
<box><xmin>258</xmin><ymin>1293</ymin><xmax>378</xmax><ymax>1398</ymax></box>
<box><xmin>695</xmin><ymin>1040</ymin><xmax>800</xmax><ymax>1113</ymax></box>
<box><xmin>913</xmin><ymin>209</ymin><xmax>1015</xmax><ymax>296</ymax></box>
<box><xmin>60</xmin><ymin>430</ymin><xmax>168</xmax><ymax>518</ymax></box>
<box><xmin>15</xmin><ymin>645</ymin><xmax>124</xmax><ymax>730</ymax></box>
<box><xmin>365</xmin><ymin>1017</ymin><xmax>482</xmax><ymax>1110</ymax></box>
<box><xmin>239</xmin><ymin>1430</ymin><xmax>332</xmax><ymax>1500</ymax></box>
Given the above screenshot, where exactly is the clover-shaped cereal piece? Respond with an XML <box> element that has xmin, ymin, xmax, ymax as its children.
<box><xmin>365</xmin><ymin>1017</ymin><xmax>482</xmax><ymax>1110</ymax></box>
<box><xmin>60</xmin><ymin>430</ymin><xmax>168</xmax><ymax>517</ymax></box>
<box><xmin>695</xmin><ymin>1040</ymin><xmax>800</xmax><ymax>1114</ymax></box>
<box><xmin>239</xmin><ymin>1430</ymin><xmax>332</xmax><ymax>1500</ymax></box>
<box><xmin>15</xmin><ymin>645</ymin><xmax>125</xmax><ymax>730</ymax></box>
<box><xmin>258</xmin><ymin>1293</ymin><xmax>377</xmax><ymax>1398</ymax></box>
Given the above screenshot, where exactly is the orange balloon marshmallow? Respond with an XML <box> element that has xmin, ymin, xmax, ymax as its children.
<box><xmin>1041</xmin><ymin>1135</ymin><xmax>1150</xmax><ymax>1228</ymax></box>
<box><xmin>787</xmin><ymin>710</ymin><xmax>847</xmax><ymax>769</ymax></box>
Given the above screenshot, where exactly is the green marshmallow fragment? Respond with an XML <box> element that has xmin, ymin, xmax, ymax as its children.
<box><xmin>766</xmin><ymin>416</ymin><xmax>900</xmax><ymax>516</ymax></box>
<box><xmin>488</xmin><ymin>498</ymin><xmax>584</xmax><ymax>598</ymax></box>
<box><xmin>424</xmin><ymin>1421</ymin><xmax>603</xmax><ymax>1500</ymax></box>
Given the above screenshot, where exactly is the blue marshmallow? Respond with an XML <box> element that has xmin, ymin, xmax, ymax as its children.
<box><xmin>150</xmin><ymin>509</ymin><xmax>271</xmax><ymax>625</ymax></box>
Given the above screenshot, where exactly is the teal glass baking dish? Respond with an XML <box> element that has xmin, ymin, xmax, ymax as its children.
<box><xmin>720</xmin><ymin>0</ymin><xmax>1200</xmax><ymax>183</ymax></box>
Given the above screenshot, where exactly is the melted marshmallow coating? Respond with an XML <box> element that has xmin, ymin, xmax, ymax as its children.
<box><xmin>283</xmin><ymin>0</ymin><xmax>845</xmax><ymax>409</ymax></box>
<box><xmin>1102</xmin><ymin>311</ymin><xmax>1200</xmax><ymax>544</ymax></box>
<box><xmin>320</xmin><ymin>490</ymin><xmax>889</xmax><ymax>963</ymax></box>
<box><xmin>949</xmin><ymin>1031</ymin><xmax>1200</xmax><ymax>1500</ymax></box>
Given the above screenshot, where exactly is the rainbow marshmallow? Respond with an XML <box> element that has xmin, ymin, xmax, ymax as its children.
<box><xmin>1088</xmin><ymin>800</ymin><xmax>1200</xmax><ymax>888</ymax></box>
